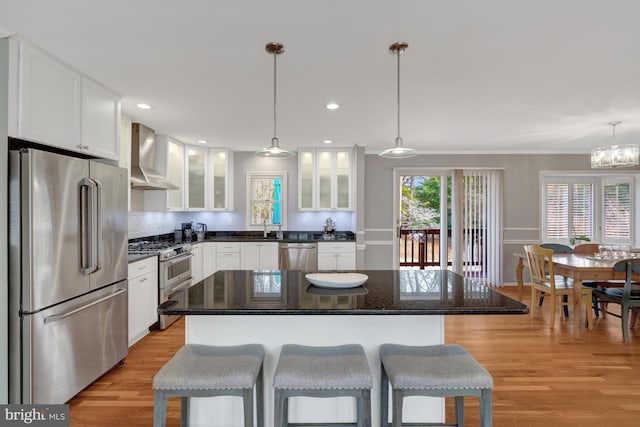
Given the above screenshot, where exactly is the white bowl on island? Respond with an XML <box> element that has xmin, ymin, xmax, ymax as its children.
<box><xmin>305</xmin><ymin>273</ymin><xmax>369</xmax><ymax>289</ymax></box>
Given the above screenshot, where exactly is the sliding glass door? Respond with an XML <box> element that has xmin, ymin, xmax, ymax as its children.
<box><xmin>394</xmin><ymin>168</ymin><xmax>504</xmax><ymax>286</ymax></box>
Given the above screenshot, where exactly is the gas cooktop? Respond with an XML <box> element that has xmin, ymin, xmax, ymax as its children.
<box><xmin>128</xmin><ymin>240</ymin><xmax>192</xmax><ymax>261</ymax></box>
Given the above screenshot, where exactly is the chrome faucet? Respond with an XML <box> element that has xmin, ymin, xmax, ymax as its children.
<box><xmin>263</xmin><ymin>221</ymin><xmax>268</xmax><ymax>238</ymax></box>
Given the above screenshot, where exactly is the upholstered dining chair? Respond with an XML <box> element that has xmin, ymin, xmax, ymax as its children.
<box><xmin>592</xmin><ymin>259</ymin><xmax>640</xmax><ymax>343</ymax></box>
<box><xmin>525</xmin><ymin>244</ymin><xmax>593</xmax><ymax>328</ymax></box>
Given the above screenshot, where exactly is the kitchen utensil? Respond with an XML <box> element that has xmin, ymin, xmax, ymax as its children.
<box><xmin>181</xmin><ymin>222</ymin><xmax>193</xmax><ymax>242</ymax></box>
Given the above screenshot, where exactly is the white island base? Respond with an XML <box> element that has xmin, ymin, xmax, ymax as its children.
<box><xmin>185</xmin><ymin>314</ymin><xmax>445</xmax><ymax>427</ymax></box>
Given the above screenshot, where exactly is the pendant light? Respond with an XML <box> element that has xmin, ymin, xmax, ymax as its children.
<box><xmin>379</xmin><ymin>42</ymin><xmax>419</xmax><ymax>159</ymax></box>
<box><xmin>256</xmin><ymin>42</ymin><xmax>295</xmax><ymax>158</ymax></box>
<box><xmin>591</xmin><ymin>121</ymin><xmax>639</xmax><ymax>168</ymax></box>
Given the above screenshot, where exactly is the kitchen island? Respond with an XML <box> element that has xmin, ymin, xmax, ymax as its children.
<box><xmin>160</xmin><ymin>269</ymin><xmax>527</xmax><ymax>427</ymax></box>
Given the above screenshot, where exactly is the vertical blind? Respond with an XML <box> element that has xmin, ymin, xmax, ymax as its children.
<box><xmin>462</xmin><ymin>170</ymin><xmax>503</xmax><ymax>286</ymax></box>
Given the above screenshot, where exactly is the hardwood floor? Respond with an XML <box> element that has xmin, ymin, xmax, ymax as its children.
<box><xmin>69</xmin><ymin>286</ymin><xmax>640</xmax><ymax>426</ymax></box>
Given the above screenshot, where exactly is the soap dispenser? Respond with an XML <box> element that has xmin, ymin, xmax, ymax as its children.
<box><xmin>276</xmin><ymin>225</ymin><xmax>284</xmax><ymax>240</ymax></box>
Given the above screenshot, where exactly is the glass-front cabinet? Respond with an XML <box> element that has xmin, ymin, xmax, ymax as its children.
<box><xmin>143</xmin><ymin>141</ymin><xmax>233</xmax><ymax>211</ymax></box>
<box><xmin>186</xmin><ymin>146</ymin><xmax>207</xmax><ymax>210</ymax></box>
<box><xmin>208</xmin><ymin>149</ymin><xmax>234</xmax><ymax>211</ymax></box>
<box><xmin>299</xmin><ymin>150</ymin><xmax>315</xmax><ymax>209</ymax></box>
<box><xmin>166</xmin><ymin>139</ymin><xmax>185</xmax><ymax>209</ymax></box>
<box><xmin>298</xmin><ymin>148</ymin><xmax>353</xmax><ymax>211</ymax></box>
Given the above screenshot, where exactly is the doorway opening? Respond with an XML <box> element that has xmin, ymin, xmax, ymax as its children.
<box><xmin>397</xmin><ymin>174</ymin><xmax>451</xmax><ymax>270</ymax></box>
<box><xmin>393</xmin><ymin>169</ymin><xmax>504</xmax><ymax>286</ymax></box>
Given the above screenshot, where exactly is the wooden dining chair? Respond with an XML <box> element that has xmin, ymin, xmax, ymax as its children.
<box><xmin>539</xmin><ymin>244</ymin><xmax>574</xmax><ymax>317</ymax></box>
<box><xmin>524</xmin><ymin>245</ymin><xmax>593</xmax><ymax>329</ymax></box>
<box><xmin>592</xmin><ymin>259</ymin><xmax>640</xmax><ymax>343</ymax></box>
<box><xmin>573</xmin><ymin>243</ymin><xmax>600</xmax><ymax>256</ymax></box>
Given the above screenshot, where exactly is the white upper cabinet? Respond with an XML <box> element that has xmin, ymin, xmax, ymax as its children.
<box><xmin>186</xmin><ymin>146</ymin><xmax>207</xmax><ymax>210</ymax></box>
<box><xmin>17</xmin><ymin>41</ymin><xmax>82</xmax><ymax>149</ymax></box>
<box><xmin>208</xmin><ymin>149</ymin><xmax>234</xmax><ymax>211</ymax></box>
<box><xmin>298</xmin><ymin>148</ymin><xmax>353</xmax><ymax>211</ymax></box>
<box><xmin>11</xmin><ymin>39</ymin><xmax>120</xmax><ymax>161</ymax></box>
<box><xmin>143</xmin><ymin>143</ymin><xmax>233</xmax><ymax>212</ymax></box>
<box><xmin>81</xmin><ymin>76</ymin><xmax>121</xmax><ymax>160</ymax></box>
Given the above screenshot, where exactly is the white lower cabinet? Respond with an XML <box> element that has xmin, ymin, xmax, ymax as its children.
<box><xmin>191</xmin><ymin>243</ymin><xmax>204</xmax><ymax>283</ymax></box>
<box><xmin>240</xmin><ymin>242</ymin><xmax>279</xmax><ymax>270</ymax></box>
<box><xmin>217</xmin><ymin>243</ymin><xmax>241</xmax><ymax>270</ymax></box>
<box><xmin>203</xmin><ymin>242</ymin><xmax>217</xmax><ymax>277</ymax></box>
<box><xmin>127</xmin><ymin>256</ymin><xmax>158</xmax><ymax>347</ymax></box>
<box><xmin>317</xmin><ymin>242</ymin><xmax>356</xmax><ymax>270</ymax></box>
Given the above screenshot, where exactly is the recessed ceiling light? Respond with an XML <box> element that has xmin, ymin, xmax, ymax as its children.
<box><xmin>197</xmin><ymin>140</ymin><xmax>208</xmax><ymax>144</ymax></box>
<box><xmin>136</xmin><ymin>103</ymin><xmax>152</xmax><ymax>110</ymax></box>
<box><xmin>323</xmin><ymin>139</ymin><xmax>333</xmax><ymax>144</ymax></box>
<box><xmin>326</xmin><ymin>103</ymin><xmax>339</xmax><ymax>110</ymax></box>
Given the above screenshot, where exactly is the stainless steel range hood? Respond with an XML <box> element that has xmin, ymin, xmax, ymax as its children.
<box><xmin>130</xmin><ymin>123</ymin><xmax>179</xmax><ymax>190</ymax></box>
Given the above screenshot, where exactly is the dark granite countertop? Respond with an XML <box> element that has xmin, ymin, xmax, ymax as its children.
<box><xmin>160</xmin><ymin>269</ymin><xmax>528</xmax><ymax>316</ymax></box>
<box><xmin>197</xmin><ymin>230</ymin><xmax>355</xmax><ymax>244</ymax></box>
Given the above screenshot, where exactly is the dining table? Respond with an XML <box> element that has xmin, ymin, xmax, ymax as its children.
<box><xmin>513</xmin><ymin>251</ymin><xmax>636</xmax><ymax>331</ymax></box>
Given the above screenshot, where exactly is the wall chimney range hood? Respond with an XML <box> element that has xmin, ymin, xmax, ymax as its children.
<box><xmin>130</xmin><ymin>123</ymin><xmax>179</xmax><ymax>190</ymax></box>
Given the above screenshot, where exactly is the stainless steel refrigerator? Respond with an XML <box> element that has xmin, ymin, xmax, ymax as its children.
<box><xmin>9</xmin><ymin>147</ymin><xmax>129</xmax><ymax>404</ymax></box>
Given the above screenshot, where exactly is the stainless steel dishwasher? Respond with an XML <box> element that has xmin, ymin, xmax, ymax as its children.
<box><xmin>279</xmin><ymin>243</ymin><xmax>317</xmax><ymax>270</ymax></box>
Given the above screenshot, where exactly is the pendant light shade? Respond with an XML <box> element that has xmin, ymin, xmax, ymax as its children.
<box><xmin>379</xmin><ymin>42</ymin><xmax>418</xmax><ymax>159</ymax></box>
<box><xmin>256</xmin><ymin>42</ymin><xmax>295</xmax><ymax>159</ymax></box>
<box><xmin>591</xmin><ymin>121</ymin><xmax>639</xmax><ymax>168</ymax></box>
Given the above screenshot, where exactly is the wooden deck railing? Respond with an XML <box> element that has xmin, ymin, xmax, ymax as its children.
<box><xmin>399</xmin><ymin>228</ymin><xmax>484</xmax><ymax>270</ymax></box>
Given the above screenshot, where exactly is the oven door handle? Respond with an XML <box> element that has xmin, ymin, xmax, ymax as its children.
<box><xmin>166</xmin><ymin>279</ymin><xmax>191</xmax><ymax>296</ymax></box>
<box><xmin>164</xmin><ymin>253</ymin><xmax>192</xmax><ymax>267</ymax></box>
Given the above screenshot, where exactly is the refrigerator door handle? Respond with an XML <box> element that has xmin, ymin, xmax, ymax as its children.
<box><xmin>78</xmin><ymin>178</ymin><xmax>95</xmax><ymax>275</ymax></box>
<box><xmin>43</xmin><ymin>289</ymin><xmax>127</xmax><ymax>323</ymax></box>
<box><xmin>92</xmin><ymin>178</ymin><xmax>103</xmax><ymax>273</ymax></box>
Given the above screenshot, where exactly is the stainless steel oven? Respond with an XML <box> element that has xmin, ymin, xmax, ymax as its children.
<box><xmin>159</xmin><ymin>277</ymin><xmax>191</xmax><ymax>329</ymax></box>
<box><xmin>161</xmin><ymin>253</ymin><xmax>192</xmax><ymax>290</ymax></box>
<box><xmin>128</xmin><ymin>240</ymin><xmax>192</xmax><ymax>330</ymax></box>
<box><xmin>159</xmin><ymin>252</ymin><xmax>192</xmax><ymax>329</ymax></box>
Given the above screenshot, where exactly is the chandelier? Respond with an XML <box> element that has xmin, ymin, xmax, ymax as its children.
<box><xmin>591</xmin><ymin>121</ymin><xmax>639</xmax><ymax>168</ymax></box>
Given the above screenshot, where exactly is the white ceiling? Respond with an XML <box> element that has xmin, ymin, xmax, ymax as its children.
<box><xmin>1</xmin><ymin>0</ymin><xmax>640</xmax><ymax>154</ymax></box>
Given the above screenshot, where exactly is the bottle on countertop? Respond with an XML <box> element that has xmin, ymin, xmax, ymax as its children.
<box><xmin>276</xmin><ymin>224</ymin><xmax>284</xmax><ymax>240</ymax></box>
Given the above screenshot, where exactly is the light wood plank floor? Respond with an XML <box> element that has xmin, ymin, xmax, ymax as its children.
<box><xmin>69</xmin><ymin>286</ymin><xmax>640</xmax><ymax>426</ymax></box>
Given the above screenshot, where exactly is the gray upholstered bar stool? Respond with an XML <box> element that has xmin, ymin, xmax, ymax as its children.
<box><xmin>380</xmin><ymin>344</ymin><xmax>493</xmax><ymax>427</ymax></box>
<box><xmin>273</xmin><ymin>344</ymin><xmax>373</xmax><ymax>427</ymax></box>
<box><xmin>153</xmin><ymin>344</ymin><xmax>265</xmax><ymax>427</ymax></box>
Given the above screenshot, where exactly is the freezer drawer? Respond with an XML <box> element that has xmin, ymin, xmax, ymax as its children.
<box><xmin>21</xmin><ymin>281</ymin><xmax>128</xmax><ymax>404</ymax></box>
